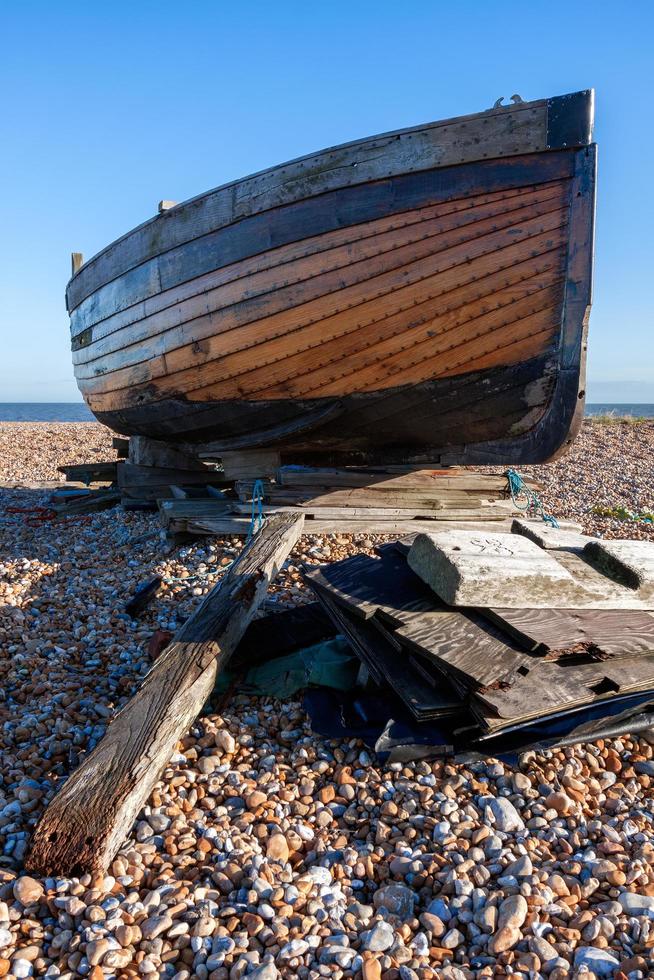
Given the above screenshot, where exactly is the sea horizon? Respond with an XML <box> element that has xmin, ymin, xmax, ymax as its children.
<box><xmin>0</xmin><ymin>402</ymin><xmax>96</xmax><ymax>421</ymax></box>
<box><xmin>1</xmin><ymin>402</ymin><xmax>654</xmax><ymax>422</ymax></box>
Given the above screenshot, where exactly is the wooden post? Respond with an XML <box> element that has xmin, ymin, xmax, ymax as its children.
<box><xmin>26</xmin><ymin>514</ymin><xmax>304</xmax><ymax>877</ymax></box>
<box><xmin>71</xmin><ymin>252</ymin><xmax>84</xmax><ymax>275</ymax></box>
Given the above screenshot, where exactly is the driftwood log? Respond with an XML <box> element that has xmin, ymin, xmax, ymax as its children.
<box><xmin>26</xmin><ymin>513</ymin><xmax>304</xmax><ymax>877</ymax></box>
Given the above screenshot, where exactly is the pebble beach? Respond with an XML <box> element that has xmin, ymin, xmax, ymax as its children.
<box><xmin>1</xmin><ymin>419</ymin><xmax>654</xmax><ymax>980</ymax></box>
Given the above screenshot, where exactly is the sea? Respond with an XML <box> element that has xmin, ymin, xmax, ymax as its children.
<box><xmin>584</xmin><ymin>403</ymin><xmax>654</xmax><ymax>418</ymax></box>
<box><xmin>0</xmin><ymin>403</ymin><xmax>95</xmax><ymax>421</ymax></box>
<box><xmin>0</xmin><ymin>402</ymin><xmax>653</xmax><ymax>422</ymax></box>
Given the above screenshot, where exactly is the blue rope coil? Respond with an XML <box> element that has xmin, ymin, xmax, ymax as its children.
<box><xmin>247</xmin><ymin>479</ymin><xmax>266</xmax><ymax>542</ymax></box>
<box><xmin>505</xmin><ymin>468</ymin><xmax>559</xmax><ymax>527</ymax></box>
<box><xmin>159</xmin><ymin>480</ymin><xmax>267</xmax><ymax>589</ymax></box>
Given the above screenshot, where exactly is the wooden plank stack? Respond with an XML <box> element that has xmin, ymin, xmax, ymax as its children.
<box><xmin>233</xmin><ymin>466</ymin><xmax>526</xmax><ymax>523</ymax></box>
<box><xmin>154</xmin><ymin>465</ymin><xmax>532</xmax><ymax>536</ymax></box>
<box><xmin>56</xmin><ymin>438</ymin><xmax>544</xmax><ymax>535</ymax></box>
<box><xmin>303</xmin><ymin>522</ymin><xmax>654</xmax><ymax>743</ymax></box>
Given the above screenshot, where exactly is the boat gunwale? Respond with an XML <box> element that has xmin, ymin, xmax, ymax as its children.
<box><xmin>66</xmin><ymin>90</ymin><xmax>593</xmax><ymax>313</ymax></box>
<box><xmin>69</xmin><ymin>149</ymin><xmax>579</xmax><ymax>341</ymax></box>
<box><xmin>71</xmin><ymin>183</ymin><xmax>570</xmax><ymax>371</ymax></box>
<box><xmin>70</xmin><ymin>180</ymin><xmax>565</xmax><ymax>348</ymax></box>
<box><xmin>84</xmin><ymin>143</ymin><xmax>595</xmax><ymax>465</ymax></box>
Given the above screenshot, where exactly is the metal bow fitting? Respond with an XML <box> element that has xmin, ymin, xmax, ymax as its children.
<box><xmin>492</xmin><ymin>94</ymin><xmax>525</xmax><ymax>109</ymax></box>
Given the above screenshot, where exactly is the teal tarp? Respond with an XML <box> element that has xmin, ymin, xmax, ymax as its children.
<box><xmin>214</xmin><ymin>636</ymin><xmax>358</xmax><ymax>698</ymax></box>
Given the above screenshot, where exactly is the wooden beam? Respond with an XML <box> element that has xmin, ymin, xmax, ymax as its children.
<box><xmin>71</xmin><ymin>252</ymin><xmax>84</xmax><ymax>275</ymax></box>
<box><xmin>180</xmin><ymin>515</ymin><xmax>513</xmax><ymax>537</ymax></box>
<box><xmin>53</xmin><ymin>489</ymin><xmax>121</xmax><ymax>517</ymax></box>
<box><xmin>158</xmin><ymin>200</ymin><xmax>177</xmax><ymax>212</ymax></box>
<box><xmin>128</xmin><ymin>436</ymin><xmax>208</xmax><ymax>471</ymax></box>
<box><xmin>25</xmin><ymin>513</ymin><xmax>304</xmax><ymax>877</ymax></box>
<box><xmin>207</xmin><ymin>450</ymin><xmax>281</xmax><ymax>480</ymax></box>
<box><xmin>276</xmin><ymin>467</ymin><xmax>539</xmax><ymax>491</ymax></box>
<box><xmin>117</xmin><ymin>461</ymin><xmax>226</xmax><ymax>502</ymax></box>
<box><xmin>57</xmin><ymin>461</ymin><xmax>118</xmax><ymax>485</ymax></box>
<box><xmin>112</xmin><ymin>437</ymin><xmax>130</xmax><ymax>459</ymax></box>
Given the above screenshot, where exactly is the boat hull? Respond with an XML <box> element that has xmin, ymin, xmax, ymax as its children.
<box><xmin>69</xmin><ymin>92</ymin><xmax>596</xmax><ymax>464</ymax></box>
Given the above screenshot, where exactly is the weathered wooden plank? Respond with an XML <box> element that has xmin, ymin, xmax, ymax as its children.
<box><xmin>157</xmin><ymin>498</ymin><xmax>233</xmax><ymax>530</ymax></box>
<box><xmin>128</xmin><ymin>436</ymin><xmax>208</xmax><ymax>471</ymax></box>
<box><xmin>244</xmin><ymin>488</ymin><xmax>514</xmax><ymax>512</ymax></box>
<box><xmin>124</xmin><ymin>576</ymin><xmax>162</xmax><ymax>618</ymax></box>
<box><xmin>217</xmin><ymin>450</ymin><xmax>281</xmax><ymax>480</ymax></box>
<box><xmin>57</xmin><ymin>461</ymin><xmax>118</xmax><ymax>485</ymax></box>
<box><xmin>237</xmin><ymin>480</ymin><xmax>511</xmax><ymax>500</ymax></box>
<box><xmin>394</xmin><ymin>610</ymin><xmax>535</xmax><ymax>690</ymax></box>
<box><xmin>117</xmin><ymin>462</ymin><xmax>226</xmax><ymax>501</ymax></box>
<box><xmin>480</xmin><ymin>607</ymin><xmax>654</xmax><ymax>658</ymax></box>
<box><xmin>265</xmin><ymin>488</ymin><xmax>502</xmax><ymax>505</ymax></box>
<box><xmin>118</xmin><ymin>462</ymin><xmax>218</xmax><ymax>488</ymax></box>
<box><xmin>303</xmin><ymin>551</ymin><xmax>439</xmax><ymax>622</ymax></box>
<box><xmin>314</xmin><ymin>588</ymin><xmax>463</xmax><ymax>720</ymax></box>
<box><xmin>303</xmin><ymin>550</ymin><xmax>534</xmax><ymax>690</ymax></box>
<box><xmin>112</xmin><ymin>437</ymin><xmax>130</xmax><ymax>458</ymax></box>
<box><xmin>278</xmin><ymin>467</ymin><xmax>537</xmax><ymax>491</ymax></box>
<box><xmin>0</xmin><ymin>480</ymin><xmax>93</xmax><ymax>491</ymax></box>
<box><xmin>233</xmin><ymin>602</ymin><xmax>336</xmax><ymax>667</ymax></box>
<box><xmin>183</xmin><ymin>516</ymin><xmax>516</xmax><ymax>537</ymax></box>
<box><xmin>475</xmin><ymin>655</ymin><xmax>654</xmax><ymax>730</ymax></box>
<box><xmin>53</xmin><ymin>489</ymin><xmax>121</xmax><ymax>516</ymax></box>
<box><xmin>231</xmin><ymin>504</ymin><xmax>506</xmax><ymax>521</ymax></box>
<box><xmin>26</xmin><ymin>514</ymin><xmax>304</xmax><ymax>877</ymax></box>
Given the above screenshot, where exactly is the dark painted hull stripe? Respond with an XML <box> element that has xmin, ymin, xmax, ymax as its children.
<box><xmin>69</xmin><ymin>152</ymin><xmax>575</xmax><ymax>329</ymax></box>
<box><xmin>73</xmin><ymin>181</ymin><xmax>566</xmax><ymax>360</ymax></box>
<box><xmin>92</xmin><ymin>359</ymin><xmax>552</xmax><ymax>457</ymax></box>
<box><xmin>77</xmin><ymin>212</ymin><xmax>567</xmax><ymax>397</ymax></box>
<box><xmin>71</xmin><ymin>183</ymin><xmax>546</xmax><ymax>341</ymax></box>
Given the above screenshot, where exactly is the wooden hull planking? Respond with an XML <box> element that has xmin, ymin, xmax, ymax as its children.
<box><xmin>68</xmin><ymin>91</ymin><xmax>596</xmax><ymax>463</ymax></box>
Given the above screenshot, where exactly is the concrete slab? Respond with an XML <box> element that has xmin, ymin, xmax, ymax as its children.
<box><xmin>407</xmin><ymin>530</ymin><xmax>584</xmax><ymax>607</ymax></box>
<box><xmin>511</xmin><ymin>519</ymin><xmax>590</xmax><ymax>551</ymax></box>
<box><xmin>584</xmin><ymin>539</ymin><xmax>654</xmax><ymax>596</ymax></box>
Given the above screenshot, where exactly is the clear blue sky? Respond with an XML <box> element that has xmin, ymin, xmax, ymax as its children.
<box><xmin>1</xmin><ymin>0</ymin><xmax>652</xmax><ymax>402</ymax></box>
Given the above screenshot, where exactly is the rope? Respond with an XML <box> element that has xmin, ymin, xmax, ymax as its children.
<box><xmin>3</xmin><ymin>505</ymin><xmax>92</xmax><ymax>527</ymax></box>
<box><xmin>247</xmin><ymin>479</ymin><xmax>266</xmax><ymax>543</ymax></box>
<box><xmin>161</xmin><ymin>480</ymin><xmax>267</xmax><ymax>587</ymax></box>
<box><xmin>505</xmin><ymin>469</ymin><xmax>559</xmax><ymax>527</ymax></box>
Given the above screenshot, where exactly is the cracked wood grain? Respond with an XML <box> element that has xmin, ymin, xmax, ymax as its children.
<box><xmin>26</xmin><ymin>514</ymin><xmax>303</xmax><ymax>877</ymax></box>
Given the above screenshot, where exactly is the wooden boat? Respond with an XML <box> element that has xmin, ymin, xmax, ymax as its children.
<box><xmin>68</xmin><ymin>90</ymin><xmax>596</xmax><ymax>464</ymax></box>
